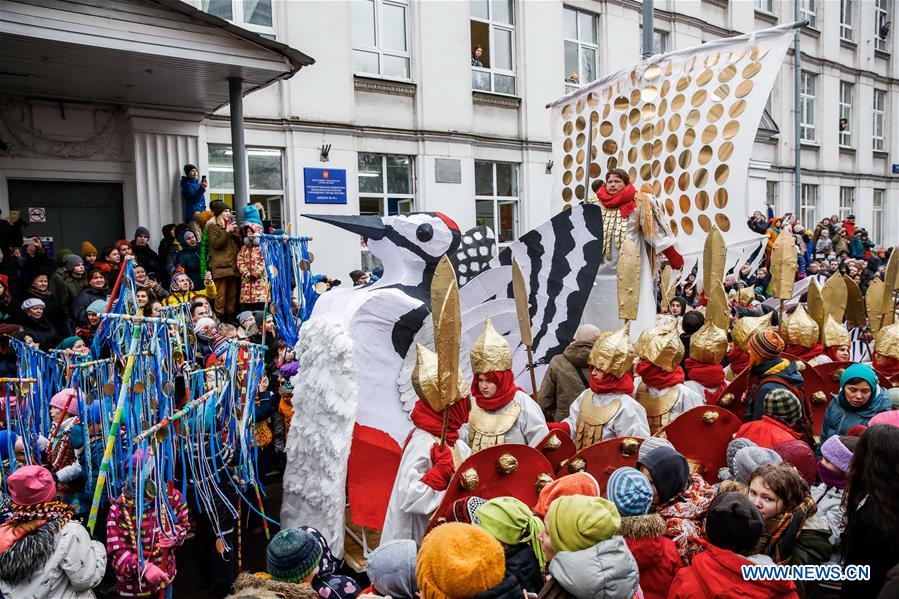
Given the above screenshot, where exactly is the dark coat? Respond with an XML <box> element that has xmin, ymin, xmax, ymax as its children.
<box><xmin>21</xmin><ymin>313</ymin><xmax>62</xmax><ymax>350</ymax></box>
<box><xmin>16</xmin><ymin>289</ymin><xmax>70</xmax><ymax>337</ymax></box>
<box><xmin>746</xmin><ymin>359</ymin><xmax>805</xmax><ymax>422</ymax></box>
<box><xmin>175</xmin><ymin>245</ymin><xmax>203</xmax><ymax>289</ymax></box>
<box><xmin>842</xmin><ymin>502</ymin><xmax>899</xmax><ymax>598</ymax></box>
<box><xmin>538</xmin><ymin>340</ymin><xmax>593</xmax><ymax>421</ymax></box>
<box><xmin>71</xmin><ymin>286</ymin><xmax>108</xmax><ymax>328</ymax></box>
<box><xmin>131</xmin><ymin>242</ymin><xmax>160</xmax><ymax>278</ymax></box>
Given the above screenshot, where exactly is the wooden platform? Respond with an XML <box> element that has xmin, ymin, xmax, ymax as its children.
<box><xmin>343</xmin><ymin>506</ymin><xmax>381</xmax><ymax>572</ymax></box>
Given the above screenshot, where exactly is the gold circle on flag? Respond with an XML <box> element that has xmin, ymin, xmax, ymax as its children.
<box><xmin>576</xmin><ymin>133</ymin><xmax>586</xmax><ymax>148</ymax></box>
<box><xmin>641</xmin><ymin>142</ymin><xmax>653</xmax><ymax>160</ymax></box>
<box><xmin>681</xmin><ymin>217</ymin><xmax>695</xmax><ymax>235</ymax></box>
<box><xmin>629</xmin><ymin>108</ymin><xmax>641</xmax><ymax>125</ymax></box>
<box><xmin>672</xmin><ymin>94</ymin><xmax>686</xmax><ymax>111</ymax></box>
<box><xmin>707</xmin><ymin>104</ymin><xmax>724</xmax><ymax>122</ymax></box>
<box><xmin>630</xmin><ymin>88</ymin><xmax>642</xmax><ymax>106</ymax></box>
<box><xmin>590</xmin><ymin>162</ymin><xmax>602</xmax><ymax>178</ymax></box>
<box><xmin>666</xmin><ymin>133</ymin><xmax>679</xmax><ymax>152</ymax></box>
<box><xmin>603</xmin><ymin>103</ymin><xmax>611</xmax><ymax>119</ymax></box>
<box><xmin>698</xmin><ymin>213</ymin><xmax>712</xmax><ymax>232</ymax></box>
<box><xmin>684</xmin><ymin>54</ymin><xmax>698</xmax><ymax>72</ymax></box>
<box><xmin>576</xmin><ymin>166</ymin><xmax>585</xmax><ymax>181</ymax></box>
<box><xmin>704</xmin><ymin>51</ymin><xmax>721</xmax><ymax>67</ymax></box>
<box><xmin>576</xmin><ymin>116</ymin><xmax>587</xmax><ymax>131</ymax></box>
<box><xmin>714</xmin><ymin>188</ymin><xmax>729</xmax><ymax>208</ymax></box>
<box><xmin>576</xmin><ymin>98</ymin><xmax>585</xmax><ymax>113</ymax></box>
<box><xmin>591</xmin><ymin>145</ymin><xmax>598</xmax><ymax>160</ymax></box>
<box><xmin>715</xmin><ymin>164</ymin><xmax>730</xmax><ymax>184</ymax></box>
<box><xmin>728</xmin><ymin>47</ymin><xmax>747</xmax><ymax>63</ymax></box>
<box><xmin>562</xmin><ymin>202</ymin><xmax>572</xmax><ymax>210</ymax></box>
<box><xmin>607</xmin><ymin>156</ymin><xmax>619</xmax><ymax>170</ymax></box>
<box><xmin>743</xmin><ymin>62</ymin><xmax>762</xmax><ymax>79</ymax></box>
<box><xmin>679</xmin><ymin>149</ymin><xmax>692</xmax><ymax>169</ymax></box>
<box><xmin>664</xmin><ymin>155</ymin><xmax>677</xmax><ymax>173</ymax></box>
<box><xmin>600</xmin><ymin>121</ymin><xmax>614</xmax><ymax>136</ymax></box>
<box><xmin>628</xmin><ymin>166</ymin><xmax>638</xmax><ymax>182</ymax></box>
<box><xmin>735</xmin><ymin>80</ymin><xmax>754</xmax><ymax>98</ymax></box>
<box><xmin>642</xmin><ymin>103</ymin><xmax>657</xmax><ymax>120</ymax></box>
<box><xmin>603</xmin><ymin>139</ymin><xmax>618</xmax><ymax>154</ymax></box>
<box><xmin>670</xmin><ymin>219</ymin><xmax>679</xmax><ymax>235</ymax></box>
<box><xmin>686</xmin><ymin>109</ymin><xmax>701</xmax><ymax>127</ymax></box>
<box><xmin>718</xmin><ymin>141</ymin><xmax>734</xmax><ymax>161</ymax></box>
<box><xmin>562</xmin><ymin>104</ymin><xmax>572</xmax><ymax>118</ymax></box>
<box><xmin>691</xmin><ymin>89</ymin><xmax>708</xmax><ymax>106</ymax></box>
<box><xmin>668</xmin><ymin>113</ymin><xmax>682</xmax><ymax>132</ymax></box>
<box><xmin>605</xmin><ymin>86</ymin><xmax>613</xmax><ymax>101</ymax></box>
<box><xmin>620</xmin><ymin>113</ymin><xmax>629</xmax><ymax>129</ymax></box>
<box><xmin>642</xmin><ymin>123</ymin><xmax>654</xmax><ymax>141</ymax></box>
<box><xmin>695</xmin><ymin>190</ymin><xmax>710</xmax><ymax>210</ymax></box>
<box><xmin>562</xmin><ymin>171</ymin><xmax>573</xmax><ymax>185</ymax></box>
<box><xmin>575</xmin><ymin>184</ymin><xmax>585</xmax><ymax>200</ymax></box>
<box><xmin>576</xmin><ymin>148</ymin><xmax>585</xmax><ymax>163</ymax></box>
<box><xmin>642</xmin><ymin>86</ymin><xmax>659</xmax><ymax>102</ymax></box>
<box><xmin>729</xmin><ymin>99</ymin><xmax>747</xmax><ymax>118</ymax></box>
<box><xmin>562</xmin><ymin>187</ymin><xmax>573</xmax><ymax>202</ymax></box>
<box><xmin>590</xmin><ymin>111</ymin><xmax>600</xmax><ymax>125</ymax></box>
<box><xmin>664</xmin><ymin>176</ymin><xmax>676</xmax><ymax>194</ymax></box>
<box><xmin>713</xmin><ymin>84</ymin><xmax>730</xmax><ymax>101</ymax></box>
<box><xmin>699</xmin><ymin>144</ymin><xmax>713</xmax><ymax>164</ymax></box>
<box><xmin>658</xmin><ymin>98</ymin><xmax>669</xmax><ymax>117</ymax></box>
<box><xmin>749</xmin><ymin>44</ymin><xmax>768</xmax><ymax>60</ymax></box>
<box><xmin>653</xmin><ymin>140</ymin><xmax>663</xmax><ymax>157</ymax></box>
<box><xmin>563</xmin><ymin>154</ymin><xmax>574</xmax><ymax>169</ymax></box>
<box><xmin>588</xmin><ymin>93</ymin><xmax>599</xmax><ymax>108</ymax></box>
<box><xmin>661</xmin><ymin>80</ymin><xmax>671</xmax><ymax>97</ymax></box>
<box><xmin>563</xmin><ymin>121</ymin><xmax>574</xmax><ymax>136</ymax></box>
<box><xmin>628</xmin><ymin>147</ymin><xmax>639</xmax><ymax>163</ymax></box>
<box><xmin>683</xmin><ymin>128</ymin><xmax>696</xmax><ymax>147</ymax></box>
<box><xmin>664</xmin><ymin>60</ymin><xmax>674</xmax><ymax>76</ymax></box>
<box><xmin>701</xmin><ymin>124</ymin><xmax>718</xmax><ymax>144</ymax></box>
<box><xmin>614</xmin><ymin>96</ymin><xmax>630</xmax><ymax>111</ymax></box>
<box><xmin>723</xmin><ymin>120</ymin><xmax>740</xmax><ymax>139</ymax></box>
<box><xmin>676</xmin><ymin>75</ymin><xmax>691</xmax><ymax>92</ymax></box>
<box><xmin>563</xmin><ymin>138</ymin><xmax>573</xmax><ymax>152</ymax></box>
<box><xmin>697</xmin><ymin>68</ymin><xmax>714</xmax><ymax>86</ymax></box>
<box><xmin>718</xmin><ymin>65</ymin><xmax>737</xmax><ymax>82</ymax></box>
<box><xmin>679</xmin><ymin>194</ymin><xmax>691</xmax><ymax>213</ymax></box>
<box><xmin>644</xmin><ymin>63</ymin><xmax>662</xmax><ymax>80</ymax></box>
<box><xmin>652</xmin><ymin>158</ymin><xmax>662</xmax><ymax>176</ymax></box>
<box><xmin>715</xmin><ymin>213</ymin><xmax>731</xmax><ymax>232</ymax></box>
<box><xmin>652</xmin><ymin>180</ymin><xmax>662</xmax><ymax>196</ymax></box>
<box><xmin>654</xmin><ymin>119</ymin><xmax>666</xmax><ymax>136</ymax></box>
<box><xmin>630</xmin><ymin>127</ymin><xmax>641</xmax><ymax>144</ymax></box>
<box><xmin>665</xmin><ymin>198</ymin><xmax>675</xmax><ymax>215</ymax></box>
<box><xmin>678</xmin><ymin>171</ymin><xmax>691</xmax><ymax>191</ymax></box>
<box><xmin>693</xmin><ymin>168</ymin><xmax>708</xmax><ymax>188</ymax></box>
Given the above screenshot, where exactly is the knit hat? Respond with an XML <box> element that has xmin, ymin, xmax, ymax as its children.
<box><xmin>451</xmin><ymin>496</ymin><xmax>487</xmax><ymax>524</ymax></box>
<box><xmin>545</xmin><ymin>495</ymin><xmax>621</xmax><ymax>553</ymax></box>
<box><xmin>606</xmin><ymin>467</ymin><xmax>653</xmax><ymax>516</ymax></box>
<box><xmin>637</xmin><ymin>436</ymin><xmax>673</xmax><ymax>461</ymax></box>
<box><xmin>868</xmin><ymin>411</ymin><xmax>899</xmax><ymax>428</ymax></box>
<box><xmin>636</xmin><ymin>445</ymin><xmax>690</xmax><ymax>505</ymax></box>
<box><xmin>63</xmin><ymin>254</ymin><xmax>83</xmax><ymax>273</ymax></box>
<box><xmin>533</xmin><ymin>472</ymin><xmax>600</xmax><ymax>518</ymax></box>
<box><xmin>367</xmin><ymin>540</ymin><xmax>418</xmax><ymax>599</ymax></box>
<box><xmin>820</xmin><ymin>435</ymin><xmax>857</xmax><ymax>474</ymax></box>
<box><xmin>242</xmin><ymin>204</ymin><xmax>264</xmax><ymax>227</ymax></box>
<box><xmin>50</xmin><ymin>388</ymin><xmax>80</xmax><ymax>415</ymax></box>
<box><xmin>573</xmin><ymin>324</ymin><xmax>602</xmax><ymax>343</ymax></box>
<box><xmin>56</xmin><ymin>336</ymin><xmax>82</xmax><ymax>351</ymax></box>
<box><xmin>839</xmin><ymin>363</ymin><xmax>880</xmax><ymax>398</ymax></box>
<box><xmin>194</xmin><ymin>317</ymin><xmax>217</xmax><ymax>336</ymax></box>
<box><xmin>171</xmin><ymin>271</ymin><xmax>194</xmax><ymax>291</ymax></box>
<box><xmin>210</xmin><ymin>199</ymin><xmax>228</xmax><ymax>216</ymax></box>
<box><xmin>237</xmin><ymin>311</ymin><xmax>255</xmax><ymax>326</ymax></box>
<box><xmin>734</xmin><ymin>446</ymin><xmax>782</xmax><ymax>485</ymax></box>
<box><xmin>266</xmin><ymin>528</ymin><xmax>323</xmax><ymax>583</ymax></box>
<box><xmin>748</xmin><ymin>330</ymin><xmax>785</xmax><ymax>362</ymax></box>
<box><xmin>81</xmin><ymin>241</ymin><xmax>98</xmax><ymax>257</ymax></box>
<box><xmin>705</xmin><ymin>491</ymin><xmax>764</xmax><ymax>554</ymax></box>
<box><xmin>21</xmin><ymin>297</ymin><xmax>45</xmax><ymax>311</ymax></box>
<box><xmin>7</xmin><ymin>465</ymin><xmax>56</xmax><ymax>506</ymax></box>
<box><xmin>86</xmin><ymin>299</ymin><xmax>107</xmax><ymax>315</ymax></box>
<box><xmin>183</xmin><ymin>163</ymin><xmax>197</xmax><ymax>175</ymax></box>
<box><xmin>416</xmin><ymin>523</ymin><xmax>505</xmax><ymax>599</ymax></box>
<box><xmin>134</xmin><ymin>226</ymin><xmax>151</xmax><ymax>239</ymax></box>
<box><xmin>475</xmin><ymin>497</ymin><xmax>547</xmax><ymax>570</ymax></box>
<box><xmin>721</xmin><ymin>438</ymin><xmax>756</xmax><ymax>480</ymax></box>
<box><xmin>763</xmin><ymin>388</ymin><xmax>803</xmax><ymax>428</ymax></box>
<box><xmin>772</xmin><ymin>440</ymin><xmax>817</xmax><ymax>486</ymax></box>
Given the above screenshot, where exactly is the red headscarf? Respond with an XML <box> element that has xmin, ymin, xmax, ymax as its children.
<box><xmin>874</xmin><ymin>355</ymin><xmax>899</xmax><ymax>381</ymax></box>
<box><xmin>683</xmin><ymin>358</ymin><xmax>726</xmax><ymax>403</ymax></box>
<box><xmin>589</xmin><ymin>370</ymin><xmax>635</xmax><ymax>395</ymax></box>
<box><xmin>727</xmin><ymin>346</ymin><xmax>751</xmax><ymax>376</ymax></box>
<box><xmin>785</xmin><ymin>343</ymin><xmax>824</xmax><ymax>363</ymax></box>
<box><xmin>410</xmin><ymin>397</ymin><xmax>470</xmax><ymax>446</ymax></box>
<box><xmin>635</xmin><ymin>360</ymin><xmax>685</xmax><ymax>389</ymax></box>
<box><xmin>470</xmin><ymin>371</ymin><xmax>521</xmax><ymax>412</ymax></box>
<box><xmin>597</xmin><ymin>183</ymin><xmax>637</xmax><ymax>218</ymax></box>
<box><xmin>825</xmin><ymin>345</ymin><xmax>848</xmax><ymax>361</ymax></box>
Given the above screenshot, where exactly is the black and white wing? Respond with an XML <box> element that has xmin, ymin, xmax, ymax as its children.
<box><xmin>451</xmin><ymin>225</ymin><xmax>496</xmax><ymax>286</ymax></box>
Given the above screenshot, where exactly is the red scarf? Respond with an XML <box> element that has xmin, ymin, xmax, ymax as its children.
<box><xmin>635</xmin><ymin>360</ymin><xmax>685</xmax><ymax>389</ymax></box>
<box><xmin>785</xmin><ymin>343</ymin><xmax>824</xmax><ymax>363</ymax></box>
<box><xmin>727</xmin><ymin>346</ymin><xmax>751</xmax><ymax>376</ymax></box>
<box><xmin>410</xmin><ymin>397</ymin><xmax>470</xmax><ymax>446</ymax></box>
<box><xmin>875</xmin><ymin>356</ymin><xmax>899</xmax><ymax>380</ymax></box>
<box><xmin>471</xmin><ymin>370</ymin><xmax>521</xmax><ymax>412</ymax></box>
<box><xmin>597</xmin><ymin>183</ymin><xmax>637</xmax><ymax>218</ymax></box>
<box><xmin>589</xmin><ymin>370</ymin><xmax>635</xmax><ymax>395</ymax></box>
<box><xmin>825</xmin><ymin>346</ymin><xmax>846</xmax><ymax>361</ymax></box>
<box><xmin>684</xmin><ymin>358</ymin><xmax>726</xmax><ymax>403</ymax></box>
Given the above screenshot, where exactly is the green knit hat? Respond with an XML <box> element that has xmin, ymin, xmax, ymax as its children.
<box><xmin>475</xmin><ymin>496</ymin><xmax>547</xmax><ymax>570</ymax></box>
<box><xmin>546</xmin><ymin>495</ymin><xmax>621</xmax><ymax>553</ymax></box>
<box><xmin>266</xmin><ymin>528</ymin><xmax>322</xmax><ymax>583</ymax></box>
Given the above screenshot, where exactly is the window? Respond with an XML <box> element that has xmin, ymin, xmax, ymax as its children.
<box><xmin>639</xmin><ymin>28</ymin><xmax>669</xmax><ymax>56</ymax></box>
<box><xmin>352</xmin><ymin>0</ymin><xmax>411</xmax><ymax>79</ymax></box>
<box><xmin>475</xmin><ymin>161</ymin><xmax>519</xmax><ymax>245</ymax></box>
<box><xmin>800</xmin><ymin>184</ymin><xmax>818</xmax><ymax>227</ymax></box>
<box><xmin>201</xmin><ymin>0</ymin><xmax>274</xmax><ymax>36</ymax></box>
<box><xmin>563</xmin><ymin>7</ymin><xmax>598</xmax><ymax>93</ymax></box>
<box><xmin>756</xmin><ymin>0</ymin><xmax>774</xmax><ymax>13</ymax></box>
<box><xmin>840</xmin><ymin>0</ymin><xmax>853</xmax><ymax>40</ymax></box>
<box><xmin>875</xmin><ymin>0</ymin><xmax>890</xmax><ymax>52</ymax></box>
<box><xmin>873</xmin><ymin>89</ymin><xmax>886</xmax><ymax>151</ymax></box>
<box><xmin>766</xmin><ymin>181</ymin><xmax>779</xmax><ymax>208</ymax></box>
<box><xmin>800</xmin><ymin>0</ymin><xmax>816</xmax><ymax>28</ymax></box>
<box><xmin>839</xmin><ymin>187</ymin><xmax>855</xmax><ymax>220</ymax></box>
<box><xmin>207</xmin><ymin>144</ymin><xmax>284</xmax><ymax>228</ymax></box>
<box><xmin>873</xmin><ymin>189</ymin><xmax>884</xmax><ymax>244</ymax></box>
<box><xmin>470</xmin><ymin>0</ymin><xmax>516</xmax><ymax>95</ymax></box>
<box><xmin>357</xmin><ymin>154</ymin><xmax>415</xmax><ymax>216</ymax></box>
<box><xmin>799</xmin><ymin>71</ymin><xmax>816</xmax><ymax>142</ymax></box>
<box><xmin>839</xmin><ymin>81</ymin><xmax>853</xmax><ymax>147</ymax></box>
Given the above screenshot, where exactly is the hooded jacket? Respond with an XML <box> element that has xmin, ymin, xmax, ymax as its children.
<box><xmin>617</xmin><ymin>513</ymin><xmax>681</xmax><ymax>599</ymax></box>
<box><xmin>746</xmin><ymin>359</ymin><xmax>805</xmax><ymax>422</ymax></box>
<box><xmin>180</xmin><ymin>176</ymin><xmax>206</xmax><ymax>223</ymax></box>
<box><xmin>668</xmin><ymin>543</ymin><xmax>799</xmax><ymax>598</ymax></box>
<box><xmin>736</xmin><ymin>415</ymin><xmax>803</xmax><ymax>449</ymax></box>
<box><xmin>820</xmin><ymin>386</ymin><xmax>892</xmax><ymax>444</ymax></box>
<box><xmin>538</xmin><ymin>340</ymin><xmax>593</xmax><ymax>421</ymax></box>
<box><xmin>548</xmin><ymin>536</ymin><xmax>639</xmax><ymax>599</ymax></box>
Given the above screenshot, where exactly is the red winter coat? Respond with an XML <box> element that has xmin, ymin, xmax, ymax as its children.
<box><xmin>668</xmin><ymin>542</ymin><xmax>799</xmax><ymax>599</ymax></box>
<box><xmin>620</xmin><ymin>514</ymin><xmax>682</xmax><ymax>599</ymax></box>
<box><xmin>736</xmin><ymin>416</ymin><xmax>802</xmax><ymax>449</ymax></box>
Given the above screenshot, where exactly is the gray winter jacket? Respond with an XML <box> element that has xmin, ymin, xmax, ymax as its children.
<box><xmin>548</xmin><ymin>536</ymin><xmax>639</xmax><ymax>599</ymax></box>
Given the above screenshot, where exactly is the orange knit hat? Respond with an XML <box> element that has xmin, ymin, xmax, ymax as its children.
<box><xmin>81</xmin><ymin>241</ymin><xmax>98</xmax><ymax>257</ymax></box>
<box><xmin>533</xmin><ymin>472</ymin><xmax>601</xmax><ymax>518</ymax></box>
<box><xmin>416</xmin><ymin>523</ymin><xmax>504</xmax><ymax>599</ymax></box>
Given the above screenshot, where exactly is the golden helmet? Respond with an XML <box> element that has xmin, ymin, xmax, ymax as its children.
<box><xmin>732</xmin><ymin>312</ymin><xmax>773</xmax><ymax>350</ymax></box>
<box><xmin>635</xmin><ymin>323</ymin><xmax>684</xmax><ymax>373</ymax></box>
<box><xmin>588</xmin><ymin>325</ymin><xmax>635</xmax><ymax>379</ymax></box>
<box><xmin>470</xmin><ymin>318</ymin><xmax>513</xmax><ymax>374</ymax></box>
<box><xmin>689</xmin><ymin>321</ymin><xmax>729</xmax><ymax>364</ymax></box>
<box><xmin>821</xmin><ymin>315</ymin><xmax>850</xmax><ymax>349</ymax></box>
<box><xmin>875</xmin><ymin>322</ymin><xmax>899</xmax><ymax>361</ymax></box>
<box><xmin>413</xmin><ymin>343</ymin><xmax>467</xmax><ymax>411</ymax></box>
<box><xmin>780</xmin><ymin>304</ymin><xmax>819</xmax><ymax>348</ymax></box>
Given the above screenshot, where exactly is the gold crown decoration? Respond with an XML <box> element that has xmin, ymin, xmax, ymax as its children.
<box><xmin>413</xmin><ymin>343</ymin><xmax>468</xmax><ymax>412</ymax></box>
<box><xmin>690</xmin><ymin>320</ymin><xmax>729</xmax><ymax>364</ymax></box>
<box><xmin>706</xmin><ymin>280</ymin><xmax>730</xmax><ymax>332</ymax></box>
<box><xmin>735</xmin><ymin>287</ymin><xmax>755</xmax><ymax>306</ymax></box>
<box><xmin>732</xmin><ymin>312</ymin><xmax>773</xmax><ymax>350</ymax></box>
<box><xmin>588</xmin><ymin>325</ymin><xmax>635</xmax><ymax>379</ymax></box>
<box><xmin>635</xmin><ymin>323</ymin><xmax>684</xmax><ymax>372</ymax></box>
<box><xmin>806</xmin><ymin>280</ymin><xmax>825</xmax><ymax>333</ymax></box>
<box><xmin>875</xmin><ymin>322</ymin><xmax>899</xmax><ymax>360</ymax></box>
<box><xmin>703</xmin><ymin>227</ymin><xmax>726</xmax><ymax>294</ymax></box>
<box><xmin>843</xmin><ymin>275</ymin><xmax>867</xmax><ymax>329</ymax></box>
<box><xmin>771</xmin><ymin>230</ymin><xmax>798</xmax><ymax>300</ymax></box>
<box><xmin>865</xmin><ymin>279</ymin><xmax>887</xmax><ymax>334</ymax></box>
<box><xmin>780</xmin><ymin>304</ymin><xmax>819</xmax><ymax>348</ymax></box>
<box><xmin>470</xmin><ymin>317</ymin><xmax>513</xmax><ymax>374</ymax></box>
<box><xmin>821</xmin><ymin>315</ymin><xmax>850</xmax><ymax>349</ymax></box>
<box><xmin>821</xmin><ymin>273</ymin><xmax>848</xmax><ymax>324</ymax></box>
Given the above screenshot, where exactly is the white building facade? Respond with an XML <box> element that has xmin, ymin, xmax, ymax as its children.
<box><xmin>2</xmin><ymin>0</ymin><xmax>897</xmax><ymax>281</ymax></box>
